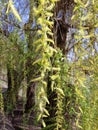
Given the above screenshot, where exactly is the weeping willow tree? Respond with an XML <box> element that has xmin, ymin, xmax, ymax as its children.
<box><xmin>0</xmin><ymin>0</ymin><xmax>98</xmax><ymax>130</ymax></box>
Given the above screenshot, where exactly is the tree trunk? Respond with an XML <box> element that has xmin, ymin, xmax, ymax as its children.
<box><xmin>24</xmin><ymin>0</ymin><xmax>36</xmax><ymax>113</ymax></box>
<box><xmin>44</xmin><ymin>0</ymin><xmax>75</xmax><ymax>129</ymax></box>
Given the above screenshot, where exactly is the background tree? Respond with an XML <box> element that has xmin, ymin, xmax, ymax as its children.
<box><xmin>0</xmin><ymin>0</ymin><xmax>98</xmax><ymax>130</ymax></box>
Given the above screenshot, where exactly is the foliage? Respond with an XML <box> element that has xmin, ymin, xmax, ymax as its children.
<box><xmin>31</xmin><ymin>0</ymin><xmax>63</xmax><ymax>128</ymax></box>
<box><xmin>51</xmin><ymin>52</ymin><xmax>69</xmax><ymax>130</ymax></box>
<box><xmin>70</xmin><ymin>0</ymin><xmax>98</xmax><ymax>129</ymax></box>
<box><xmin>6</xmin><ymin>0</ymin><xmax>22</xmax><ymax>21</ymax></box>
<box><xmin>0</xmin><ymin>0</ymin><xmax>98</xmax><ymax>130</ymax></box>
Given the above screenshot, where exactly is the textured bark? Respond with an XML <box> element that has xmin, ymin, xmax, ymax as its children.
<box><xmin>54</xmin><ymin>0</ymin><xmax>74</xmax><ymax>54</ymax></box>
<box><xmin>45</xmin><ymin>1</ymin><xmax>75</xmax><ymax>129</ymax></box>
<box><xmin>54</xmin><ymin>0</ymin><xmax>67</xmax><ymax>55</ymax></box>
<box><xmin>54</xmin><ymin>1</ymin><xmax>75</xmax><ymax>129</ymax></box>
<box><xmin>25</xmin><ymin>0</ymin><xmax>36</xmax><ymax>113</ymax></box>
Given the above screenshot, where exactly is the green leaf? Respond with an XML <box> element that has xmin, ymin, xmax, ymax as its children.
<box><xmin>56</xmin><ymin>88</ymin><xmax>65</xmax><ymax>96</ymax></box>
<box><xmin>50</xmin><ymin>75</ymin><xmax>59</xmax><ymax>80</ymax></box>
<box><xmin>32</xmin><ymin>59</ymin><xmax>41</xmax><ymax>65</ymax></box>
<box><xmin>43</xmin><ymin>96</ymin><xmax>49</xmax><ymax>104</ymax></box>
<box><xmin>39</xmin><ymin>102</ymin><xmax>43</xmax><ymax>112</ymax></box>
<box><xmin>82</xmin><ymin>34</ymin><xmax>94</xmax><ymax>39</ymax></box>
<box><xmin>81</xmin><ymin>13</ymin><xmax>93</xmax><ymax>21</ymax></box>
<box><xmin>42</xmin><ymin>119</ymin><xmax>46</xmax><ymax>127</ymax></box>
<box><xmin>41</xmin><ymin>81</ymin><xmax>47</xmax><ymax>87</ymax></box>
<box><xmin>37</xmin><ymin>113</ymin><xmax>42</xmax><ymax>121</ymax></box>
<box><xmin>74</xmin><ymin>0</ymin><xmax>85</xmax><ymax>8</ymax></box>
<box><xmin>76</xmin><ymin>119</ymin><xmax>83</xmax><ymax>129</ymax></box>
<box><xmin>79</xmin><ymin>106</ymin><xmax>83</xmax><ymax>114</ymax></box>
<box><xmin>43</xmin><ymin>108</ymin><xmax>50</xmax><ymax>116</ymax></box>
<box><xmin>51</xmin><ymin>81</ymin><xmax>55</xmax><ymax>91</ymax></box>
<box><xmin>52</xmin><ymin>67</ymin><xmax>61</xmax><ymax>71</ymax></box>
<box><xmin>7</xmin><ymin>0</ymin><xmax>22</xmax><ymax>22</ymax></box>
<box><xmin>75</xmin><ymin>88</ymin><xmax>85</xmax><ymax>99</ymax></box>
<box><xmin>31</xmin><ymin>77</ymin><xmax>42</xmax><ymax>82</ymax></box>
<box><xmin>78</xmin><ymin>79</ymin><xmax>86</xmax><ymax>88</ymax></box>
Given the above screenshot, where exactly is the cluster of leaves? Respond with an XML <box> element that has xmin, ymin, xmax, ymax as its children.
<box><xmin>32</xmin><ymin>0</ymin><xmax>67</xmax><ymax>128</ymax></box>
<box><xmin>0</xmin><ymin>0</ymin><xmax>98</xmax><ymax>130</ymax></box>
<box><xmin>6</xmin><ymin>0</ymin><xmax>22</xmax><ymax>22</ymax></box>
<box><xmin>47</xmin><ymin>51</ymin><xmax>69</xmax><ymax>130</ymax></box>
<box><xmin>70</xmin><ymin>0</ymin><xmax>98</xmax><ymax>129</ymax></box>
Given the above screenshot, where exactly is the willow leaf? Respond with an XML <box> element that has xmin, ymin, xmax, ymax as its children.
<box><xmin>43</xmin><ymin>96</ymin><xmax>49</xmax><ymax>104</ymax></box>
<box><xmin>51</xmin><ymin>75</ymin><xmax>59</xmax><ymax>80</ymax></box>
<box><xmin>37</xmin><ymin>113</ymin><xmax>42</xmax><ymax>121</ymax></box>
<box><xmin>31</xmin><ymin>77</ymin><xmax>42</xmax><ymax>82</ymax></box>
<box><xmin>74</xmin><ymin>0</ymin><xmax>85</xmax><ymax>7</ymax></box>
<box><xmin>43</xmin><ymin>108</ymin><xmax>50</xmax><ymax>116</ymax></box>
<box><xmin>78</xmin><ymin>79</ymin><xmax>86</xmax><ymax>88</ymax></box>
<box><xmin>8</xmin><ymin>0</ymin><xmax>22</xmax><ymax>22</ymax></box>
<box><xmin>56</xmin><ymin>88</ymin><xmax>65</xmax><ymax>96</ymax></box>
<box><xmin>82</xmin><ymin>34</ymin><xmax>94</xmax><ymax>39</ymax></box>
<box><xmin>42</xmin><ymin>120</ymin><xmax>46</xmax><ymax>127</ymax></box>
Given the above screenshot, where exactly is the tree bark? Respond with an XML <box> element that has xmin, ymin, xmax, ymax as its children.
<box><xmin>24</xmin><ymin>0</ymin><xmax>36</xmax><ymax>113</ymax></box>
